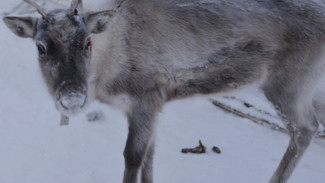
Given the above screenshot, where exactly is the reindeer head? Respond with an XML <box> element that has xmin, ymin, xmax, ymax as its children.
<box><xmin>3</xmin><ymin>0</ymin><xmax>116</xmax><ymax>115</ymax></box>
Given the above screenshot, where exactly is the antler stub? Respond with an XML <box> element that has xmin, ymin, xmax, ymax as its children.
<box><xmin>23</xmin><ymin>0</ymin><xmax>48</xmax><ymax>20</ymax></box>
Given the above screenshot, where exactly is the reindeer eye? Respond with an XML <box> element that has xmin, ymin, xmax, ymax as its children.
<box><xmin>85</xmin><ymin>40</ymin><xmax>92</xmax><ymax>52</ymax></box>
<box><xmin>36</xmin><ymin>43</ymin><xmax>47</xmax><ymax>55</ymax></box>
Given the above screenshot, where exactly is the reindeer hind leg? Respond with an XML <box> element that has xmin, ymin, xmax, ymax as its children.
<box><xmin>262</xmin><ymin>49</ymin><xmax>322</xmax><ymax>183</ymax></box>
<box><xmin>263</xmin><ymin>84</ymin><xmax>319</xmax><ymax>183</ymax></box>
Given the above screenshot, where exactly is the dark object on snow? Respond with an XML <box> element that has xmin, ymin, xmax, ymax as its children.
<box><xmin>212</xmin><ymin>146</ymin><xmax>221</xmax><ymax>154</ymax></box>
<box><xmin>181</xmin><ymin>140</ymin><xmax>206</xmax><ymax>154</ymax></box>
<box><xmin>87</xmin><ymin>111</ymin><xmax>104</xmax><ymax>122</ymax></box>
<box><xmin>243</xmin><ymin>102</ymin><xmax>253</xmax><ymax>108</ymax></box>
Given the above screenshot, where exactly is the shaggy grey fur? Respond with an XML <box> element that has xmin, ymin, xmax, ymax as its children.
<box><xmin>3</xmin><ymin>0</ymin><xmax>325</xmax><ymax>182</ymax></box>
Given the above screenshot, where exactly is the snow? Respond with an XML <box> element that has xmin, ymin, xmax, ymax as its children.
<box><xmin>0</xmin><ymin>1</ymin><xmax>325</xmax><ymax>183</ymax></box>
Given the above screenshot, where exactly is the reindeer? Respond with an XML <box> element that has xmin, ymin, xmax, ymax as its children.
<box><xmin>3</xmin><ymin>0</ymin><xmax>325</xmax><ymax>182</ymax></box>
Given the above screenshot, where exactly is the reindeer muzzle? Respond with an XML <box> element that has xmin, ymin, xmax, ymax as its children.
<box><xmin>56</xmin><ymin>83</ymin><xmax>87</xmax><ymax>115</ymax></box>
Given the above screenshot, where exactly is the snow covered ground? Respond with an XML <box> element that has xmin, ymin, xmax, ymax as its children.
<box><xmin>0</xmin><ymin>1</ymin><xmax>324</xmax><ymax>183</ymax></box>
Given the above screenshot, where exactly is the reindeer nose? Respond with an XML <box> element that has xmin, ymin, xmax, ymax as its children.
<box><xmin>57</xmin><ymin>85</ymin><xmax>87</xmax><ymax>114</ymax></box>
<box><xmin>59</xmin><ymin>92</ymin><xmax>87</xmax><ymax>111</ymax></box>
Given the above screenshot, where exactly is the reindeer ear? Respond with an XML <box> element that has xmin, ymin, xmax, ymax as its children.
<box><xmin>85</xmin><ymin>10</ymin><xmax>116</xmax><ymax>34</ymax></box>
<box><xmin>3</xmin><ymin>16</ymin><xmax>37</xmax><ymax>38</ymax></box>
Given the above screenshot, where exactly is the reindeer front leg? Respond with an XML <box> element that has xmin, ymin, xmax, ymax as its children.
<box><xmin>141</xmin><ymin>142</ymin><xmax>155</xmax><ymax>183</ymax></box>
<box><xmin>123</xmin><ymin>94</ymin><xmax>164</xmax><ymax>183</ymax></box>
